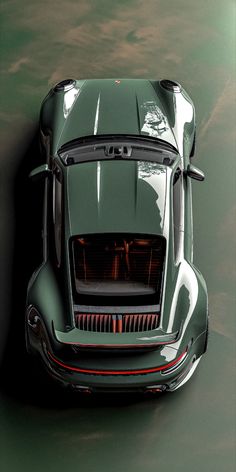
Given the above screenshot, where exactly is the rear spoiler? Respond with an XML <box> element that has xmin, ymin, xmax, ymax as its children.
<box><xmin>53</xmin><ymin>324</ymin><xmax>182</xmax><ymax>350</ymax></box>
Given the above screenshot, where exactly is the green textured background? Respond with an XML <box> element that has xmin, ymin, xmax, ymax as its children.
<box><xmin>0</xmin><ymin>1</ymin><xmax>235</xmax><ymax>471</ymax></box>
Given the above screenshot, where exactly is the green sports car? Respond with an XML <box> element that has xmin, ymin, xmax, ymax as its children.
<box><xmin>26</xmin><ymin>78</ymin><xmax>208</xmax><ymax>393</ymax></box>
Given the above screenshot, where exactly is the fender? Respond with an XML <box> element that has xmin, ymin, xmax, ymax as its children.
<box><xmin>162</xmin><ymin>260</ymin><xmax>208</xmax><ymax>346</ymax></box>
<box><xmin>27</xmin><ymin>261</ymin><xmax>68</xmax><ymax>335</ymax></box>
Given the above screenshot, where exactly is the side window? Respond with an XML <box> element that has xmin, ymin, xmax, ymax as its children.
<box><xmin>53</xmin><ymin>165</ymin><xmax>62</xmax><ymax>267</ymax></box>
<box><xmin>173</xmin><ymin>168</ymin><xmax>182</xmax><ymax>260</ymax></box>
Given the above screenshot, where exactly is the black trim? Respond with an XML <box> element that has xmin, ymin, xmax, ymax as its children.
<box><xmin>58</xmin><ymin>134</ymin><xmax>179</xmax><ymax>155</ymax></box>
<box><xmin>74</xmin><ymin>304</ymin><xmax>160</xmax><ymax>314</ymax></box>
<box><xmin>58</xmin><ymin>137</ymin><xmax>178</xmax><ymax>166</ymax></box>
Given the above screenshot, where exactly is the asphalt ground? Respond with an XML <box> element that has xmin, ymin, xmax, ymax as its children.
<box><xmin>0</xmin><ymin>1</ymin><xmax>235</xmax><ymax>471</ymax></box>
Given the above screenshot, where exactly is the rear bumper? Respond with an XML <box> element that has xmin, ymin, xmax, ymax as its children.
<box><xmin>43</xmin><ymin>349</ymin><xmax>200</xmax><ymax>393</ymax></box>
<box><xmin>27</xmin><ymin>324</ymin><xmax>205</xmax><ymax>392</ymax></box>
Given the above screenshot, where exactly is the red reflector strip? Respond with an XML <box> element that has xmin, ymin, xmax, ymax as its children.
<box><xmin>47</xmin><ymin>349</ymin><xmax>187</xmax><ymax>376</ymax></box>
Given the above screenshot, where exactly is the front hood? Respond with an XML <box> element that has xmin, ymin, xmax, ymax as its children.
<box><xmin>66</xmin><ymin>159</ymin><xmax>167</xmax><ymax>236</ymax></box>
<box><xmin>57</xmin><ymin>79</ymin><xmax>177</xmax><ymax>150</ymax></box>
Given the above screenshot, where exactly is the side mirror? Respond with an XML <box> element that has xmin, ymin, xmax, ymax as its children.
<box><xmin>186</xmin><ymin>164</ymin><xmax>205</xmax><ymax>182</ymax></box>
<box><xmin>29</xmin><ymin>164</ymin><xmax>52</xmax><ymax>182</ymax></box>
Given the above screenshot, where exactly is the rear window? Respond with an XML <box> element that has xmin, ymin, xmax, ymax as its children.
<box><xmin>70</xmin><ymin>234</ymin><xmax>166</xmax><ymax>306</ymax></box>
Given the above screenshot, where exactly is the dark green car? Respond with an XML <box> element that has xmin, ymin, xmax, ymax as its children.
<box><xmin>26</xmin><ymin>78</ymin><xmax>208</xmax><ymax>393</ymax></box>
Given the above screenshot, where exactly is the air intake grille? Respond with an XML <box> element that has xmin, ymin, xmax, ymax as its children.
<box><xmin>75</xmin><ymin>313</ymin><xmax>159</xmax><ymax>333</ymax></box>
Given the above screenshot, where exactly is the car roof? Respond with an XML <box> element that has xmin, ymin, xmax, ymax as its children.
<box><xmin>65</xmin><ymin>158</ymin><xmax>169</xmax><ymax>237</ymax></box>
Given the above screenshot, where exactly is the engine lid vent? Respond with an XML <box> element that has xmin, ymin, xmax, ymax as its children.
<box><xmin>75</xmin><ymin>312</ymin><xmax>159</xmax><ymax>333</ymax></box>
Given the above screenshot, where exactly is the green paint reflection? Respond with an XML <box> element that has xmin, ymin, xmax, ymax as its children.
<box><xmin>0</xmin><ymin>1</ymin><xmax>235</xmax><ymax>471</ymax></box>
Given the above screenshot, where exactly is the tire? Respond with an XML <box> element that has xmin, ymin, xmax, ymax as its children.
<box><xmin>25</xmin><ymin>323</ymin><xmax>33</xmax><ymax>355</ymax></box>
<box><xmin>203</xmin><ymin>318</ymin><xmax>209</xmax><ymax>353</ymax></box>
<box><xmin>190</xmin><ymin>130</ymin><xmax>196</xmax><ymax>158</ymax></box>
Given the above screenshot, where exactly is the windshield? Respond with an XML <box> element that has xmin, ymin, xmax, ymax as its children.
<box><xmin>70</xmin><ymin>233</ymin><xmax>166</xmax><ymax>306</ymax></box>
